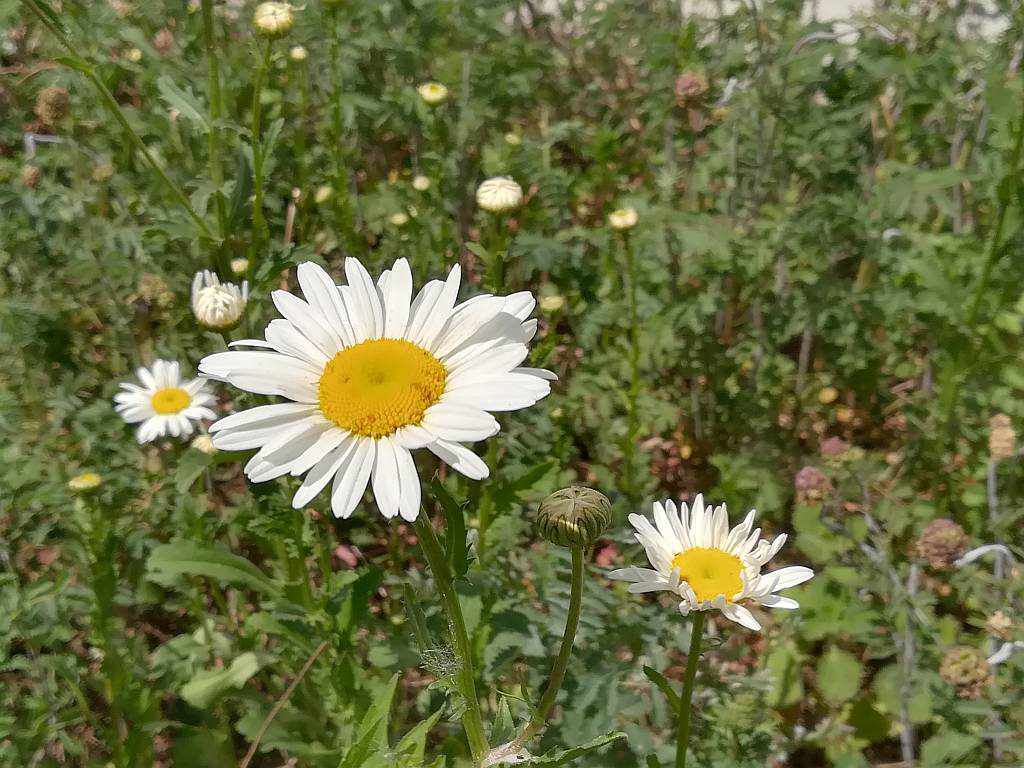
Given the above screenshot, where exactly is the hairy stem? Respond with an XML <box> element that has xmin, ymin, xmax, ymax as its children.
<box><xmin>249</xmin><ymin>38</ymin><xmax>273</xmax><ymax>262</ymax></box>
<box><xmin>200</xmin><ymin>0</ymin><xmax>227</xmax><ymax>240</ymax></box>
<box><xmin>413</xmin><ymin>513</ymin><xmax>489</xmax><ymax>763</ymax></box>
<box><xmin>622</xmin><ymin>233</ymin><xmax>641</xmax><ymax>503</ymax></box>
<box><xmin>676</xmin><ymin>612</ymin><xmax>705</xmax><ymax>768</ymax></box>
<box><xmin>513</xmin><ymin>544</ymin><xmax>585</xmax><ymax>749</ymax></box>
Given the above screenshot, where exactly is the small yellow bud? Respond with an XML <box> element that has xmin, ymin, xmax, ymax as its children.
<box><xmin>504</xmin><ymin>132</ymin><xmax>522</xmax><ymax>146</ymax></box>
<box><xmin>539</xmin><ymin>295</ymin><xmax>566</xmax><ymax>313</ymax></box>
<box><xmin>69</xmin><ymin>472</ymin><xmax>102</xmax><ymax>492</ymax></box>
<box><xmin>817</xmin><ymin>386</ymin><xmax>839</xmax><ymax>405</ymax></box>
<box><xmin>314</xmin><ymin>185</ymin><xmax>333</xmax><ymax>204</ymax></box>
<box><xmin>191</xmin><ymin>434</ymin><xmax>217</xmax><ymax>455</ymax></box>
<box><xmin>126</xmin><ymin>48</ymin><xmax>143</xmax><ymax>63</ymax></box>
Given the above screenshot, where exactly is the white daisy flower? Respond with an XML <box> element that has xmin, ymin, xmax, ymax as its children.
<box><xmin>192</xmin><ymin>270</ymin><xmax>249</xmax><ymax>331</ymax></box>
<box><xmin>417</xmin><ymin>81</ymin><xmax>449</xmax><ymax>106</ymax></box>
<box><xmin>114</xmin><ymin>360</ymin><xmax>217</xmax><ymax>444</ymax></box>
<box><xmin>199</xmin><ymin>258</ymin><xmax>555</xmax><ymax>522</ymax></box>
<box><xmin>609</xmin><ymin>494</ymin><xmax>814</xmax><ymax>631</ymax></box>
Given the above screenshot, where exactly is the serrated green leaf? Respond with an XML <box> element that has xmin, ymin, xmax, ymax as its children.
<box><xmin>817</xmin><ymin>646</ymin><xmax>861</xmax><ymax>706</ymax></box>
<box><xmin>526</xmin><ymin>731</ymin><xmax>627</xmax><ymax>766</ymax></box>
<box><xmin>432</xmin><ymin>478</ymin><xmax>468</xmax><ymax>577</ymax></box>
<box><xmin>157</xmin><ymin>75</ymin><xmax>210</xmax><ymax>132</ymax></box>
<box><xmin>175</xmin><ymin>449</ymin><xmax>214</xmax><ymax>493</ymax></box>
<box><xmin>642</xmin><ymin>666</ymin><xmax>681</xmax><ymax>713</ymax></box>
<box><xmin>147</xmin><ymin>543</ymin><xmax>280</xmax><ymax>597</ymax></box>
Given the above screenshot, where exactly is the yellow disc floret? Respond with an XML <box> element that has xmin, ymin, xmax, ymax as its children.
<box><xmin>671</xmin><ymin>547</ymin><xmax>744</xmax><ymax>603</ymax></box>
<box><xmin>150</xmin><ymin>387</ymin><xmax>191</xmax><ymax>414</ymax></box>
<box><xmin>318</xmin><ymin>339</ymin><xmax>447</xmax><ymax>438</ymax></box>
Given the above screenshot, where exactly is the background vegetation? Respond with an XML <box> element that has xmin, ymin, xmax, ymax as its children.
<box><xmin>2</xmin><ymin>0</ymin><xmax>1023</xmax><ymax>766</ymax></box>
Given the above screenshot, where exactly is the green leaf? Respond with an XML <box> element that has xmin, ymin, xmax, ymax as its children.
<box><xmin>395</xmin><ymin>709</ymin><xmax>443</xmax><ymax>762</ymax></box>
<box><xmin>642</xmin><ymin>666</ymin><xmax>681</xmax><ymax>714</ymax></box>
<box><xmin>526</xmin><ymin>731</ymin><xmax>627</xmax><ymax>766</ymax></box>
<box><xmin>494</xmin><ymin>460</ymin><xmax>556</xmax><ymax>507</ymax></box>
<box><xmin>358</xmin><ymin>672</ymin><xmax>400</xmax><ymax>749</ymax></box>
<box><xmin>156</xmin><ymin>75</ymin><xmax>210</xmax><ymax>132</ymax></box>
<box><xmin>175</xmin><ymin>449</ymin><xmax>214</xmax><ymax>493</ymax></box>
<box><xmin>180</xmin><ymin>652</ymin><xmax>260</xmax><ymax>708</ymax></box>
<box><xmin>920</xmin><ymin>731</ymin><xmax>982</xmax><ymax>766</ymax></box>
<box><xmin>816</xmin><ymin>646</ymin><xmax>861</xmax><ymax>706</ymax></box>
<box><xmin>337</xmin><ymin>715</ymin><xmax>383</xmax><ymax>768</ymax></box>
<box><xmin>432</xmin><ymin>478</ymin><xmax>468</xmax><ymax>577</ymax></box>
<box><xmin>147</xmin><ymin>543</ymin><xmax>280</xmax><ymax>597</ymax></box>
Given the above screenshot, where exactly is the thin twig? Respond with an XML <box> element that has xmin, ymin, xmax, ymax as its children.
<box><xmin>239</xmin><ymin>639</ymin><xmax>330</xmax><ymax>768</ymax></box>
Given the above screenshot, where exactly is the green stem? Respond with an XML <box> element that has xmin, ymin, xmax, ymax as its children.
<box><xmin>676</xmin><ymin>612</ymin><xmax>705</xmax><ymax>768</ymax></box>
<box><xmin>513</xmin><ymin>544</ymin><xmax>584</xmax><ymax>749</ymax></box>
<box><xmin>23</xmin><ymin>0</ymin><xmax>214</xmax><ymax>240</ymax></box>
<box><xmin>326</xmin><ymin>6</ymin><xmax>355</xmax><ymax>251</ymax></box>
<box><xmin>200</xmin><ymin>0</ymin><xmax>228</xmax><ymax>240</ymax></box>
<box><xmin>939</xmin><ymin>74</ymin><xmax>1024</xmax><ymax>429</ymax></box>
<box><xmin>412</xmin><ymin>514</ymin><xmax>489</xmax><ymax>763</ymax></box>
<box><xmin>249</xmin><ymin>38</ymin><xmax>273</xmax><ymax>261</ymax></box>
<box><xmin>622</xmin><ymin>233</ymin><xmax>641</xmax><ymax>503</ymax></box>
<box><xmin>476</xmin><ymin>439</ymin><xmax>499</xmax><ymax>562</ymax></box>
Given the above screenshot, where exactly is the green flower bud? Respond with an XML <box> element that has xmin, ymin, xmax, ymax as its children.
<box><xmin>536</xmin><ymin>486</ymin><xmax>611</xmax><ymax>548</ymax></box>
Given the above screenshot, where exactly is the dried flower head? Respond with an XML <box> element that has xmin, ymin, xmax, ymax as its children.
<box><xmin>34</xmin><ymin>86</ymin><xmax>70</xmax><ymax>125</ymax></box>
<box><xmin>794</xmin><ymin>465</ymin><xmax>831</xmax><ymax>503</ymax></box>
<box><xmin>674</xmin><ymin>71</ymin><xmax>709</xmax><ymax>108</ymax></box>
<box><xmin>21</xmin><ymin>165</ymin><xmax>41</xmax><ymax>189</ymax></box>
<box><xmin>916</xmin><ymin>519</ymin><xmax>969</xmax><ymax>570</ymax></box>
<box><xmin>153</xmin><ymin>27</ymin><xmax>175</xmax><ymax>54</ymax></box>
<box><xmin>939</xmin><ymin>646</ymin><xmax>992</xmax><ymax>699</ymax></box>
<box><xmin>985</xmin><ymin>611</ymin><xmax>1013</xmax><ymax>642</ymax></box>
<box><xmin>476</xmin><ymin>176</ymin><xmax>523</xmax><ymax>213</ymax></box>
<box><xmin>137</xmin><ymin>273</ymin><xmax>174</xmax><ymax>308</ymax></box>
<box><xmin>536</xmin><ymin>486</ymin><xmax>611</xmax><ymax>548</ymax></box>
<box><xmin>254</xmin><ymin>2</ymin><xmax>294</xmax><ymax>37</ymax></box>
<box><xmin>989</xmin><ymin>413</ymin><xmax>1016</xmax><ymax>461</ymax></box>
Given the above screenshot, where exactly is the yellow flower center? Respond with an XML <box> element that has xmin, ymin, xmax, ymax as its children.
<box><xmin>150</xmin><ymin>387</ymin><xmax>191</xmax><ymax>414</ymax></box>
<box><xmin>670</xmin><ymin>547</ymin><xmax>744</xmax><ymax>603</ymax></box>
<box><xmin>318</xmin><ymin>339</ymin><xmax>447</xmax><ymax>438</ymax></box>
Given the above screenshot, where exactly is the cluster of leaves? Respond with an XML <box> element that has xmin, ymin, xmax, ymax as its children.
<box><xmin>1</xmin><ymin>0</ymin><xmax>1023</xmax><ymax>766</ymax></box>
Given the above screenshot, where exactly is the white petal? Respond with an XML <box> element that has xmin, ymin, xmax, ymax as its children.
<box><xmin>371</xmin><ymin>438</ymin><xmax>401</xmax><ymax>519</ymax></box>
<box><xmin>765</xmin><ymin>565</ymin><xmax>814</xmax><ymax>591</ymax></box>
<box><xmin>760</xmin><ymin>595</ymin><xmax>799</xmax><ymax>610</ymax></box>
<box><xmin>381</xmin><ymin>258</ymin><xmax>413</xmax><ymax>338</ymax></box>
<box><xmin>427</xmin><ymin>439</ymin><xmax>489</xmax><ymax>480</ymax></box>
<box><xmin>296</xmin><ymin>262</ymin><xmax>352</xmax><ymax>348</ymax></box>
<box><xmin>265</xmin><ymin>319</ymin><xmax>331</xmax><ymax>367</ymax></box>
<box><xmin>292</xmin><ymin>438</ymin><xmax>357</xmax><ymax>508</ymax></box>
<box><xmin>331</xmin><ymin>439</ymin><xmax>374</xmax><ymax>518</ymax></box>
<box><xmin>394</xmin><ymin>445</ymin><xmax>421</xmax><ymax>521</ymax></box>
<box><xmin>420</xmin><ymin>403</ymin><xmax>499</xmax><ymax>442</ymax></box>
<box><xmin>721</xmin><ymin>603</ymin><xmax>761</xmax><ymax>631</ymax></box>
<box><xmin>272</xmin><ymin>290</ymin><xmax>340</xmax><ymax>358</ymax></box>
<box><xmin>199</xmin><ymin>351</ymin><xmax>320</xmax><ymax>402</ymax></box>
<box><xmin>410</xmin><ymin>264</ymin><xmax>461</xmax><ymax>348</ymax></box>
<box><xmin>210</xmin><ymin>402</ymin><xmax>318</xmax><ymax>433</ymax></box>
<box><xmin>345</xmin><ymin>257</ymin><xmax>384</xmax><ymax>340</ymax></box>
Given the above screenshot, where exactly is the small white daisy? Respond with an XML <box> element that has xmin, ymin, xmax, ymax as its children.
<box><xmin>417</xmin><ymin>81</ymin><xmax>449</xmax><ymax>106</ymax></box>
<box><xmin>114</xmin><ymin>360</ymin><xmax>217</xmax><ymax>443</ymax></box>
<box><xmin>199</xmin><ymin>258</ymin><xmax>555</xmax><ymax>521</ymax></box>
<box><xmin>609</xmin><ymin>494</ymin><xmax>814</xmax><ymax>631</ymax></box>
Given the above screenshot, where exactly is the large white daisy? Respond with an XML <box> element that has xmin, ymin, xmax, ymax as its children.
<box><xmin>114</xmin><ymin>360</ymin><xmax>217</xmax><ymax>443</ymax></box>
<box><xmin>199</xmin><ymin>258</ymin><xmax>554</xmax><ymax>521</ymax></box>
<box><xmin>609</xmin><ymin>494</ymin><xmax>814</xmax><ymax>631</ymax></box>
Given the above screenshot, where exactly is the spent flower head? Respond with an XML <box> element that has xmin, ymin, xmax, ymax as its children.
<box><xmin>610</xmin><ymin>494</ymin><xmax>814</xmax><ymax>631</ymax></box>
<box><xmin>916</xmin><ymin>519</ymin><xmax>969</xmax><ymax>570</ymax></box>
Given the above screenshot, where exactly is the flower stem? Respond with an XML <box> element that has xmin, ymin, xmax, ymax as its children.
<box><xmin>200</xmin><ymin>0</ymin><xmax>227</xmax><ymax>241</ymax></box>
<box><xmin>412</xmin><ymin>513</ymin><xmax>489</xmax><ymax>763</ymax></box>
<box><xmin>249</xmin><ymin>38</ymin><xmax>274</xmax><ymax>263</ymax></box>
<box><xmin>622</xmin><ymin>233</ymin><xmax>641</xmax><ymax>504</ymax></box>
<box><xmin>513</xmin><ymin>544</ymin><xmax>585</xmax><ymax>749</ymax></box>
<box><xmin>676</xmin><ymin>611</ymin><xmax>705</xmax><ymax>768</ymax></box>
<box><xmin>23</xmin><ymin>0</ymin><xmax>215</xmax><ymax>240</ymax></box>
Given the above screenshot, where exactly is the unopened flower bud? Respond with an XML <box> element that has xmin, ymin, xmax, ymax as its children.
<box><xmin>817</xmin><ymin>386</ymin><xmax>839</xmax><ymax>405</ymax></box>
<box><xmin>191</xmin><ymin>434</ymin><xmax>217</xmax><ymax>455</ymax></box>
<box><xmin>68</xmin><ymin>472</ymin><xmax>102</xmax><ymax>492</ymax></box>
<box><xmin>536</xmin><ymin>486</ymin><xmax>611</xmax><ymax>548</ymax></box>
<box><xmin>289</xmin><ymin>45</ymin><xmax>308</xmax><ymax>62</ymax></box>
<box><xmin>191</xmin><ymin>270</ymin><xmax>248</xmax><ymax>331</ymax></box>
<box><xmin>314</xmin><ymin>185</ymin><xmax>333</xmax><ymax>204</ymax></box>
<box><xmin>417</xmin><ymin>81</ymin><xmax>449</xmax><ymax>106</ymax></box>
<box><xmin>476</xmin><ymin>176</ymin><xmax>523</xmax><ymax>213</ymax></box>
<box><xmin>254</xmin><ymin>2</ymin><xmax>294</xmax><ymax>38</ymax></box>
<box><xmin>388</xmin><ymin>211</ymin><xmax>410</xmax><ymax>226</ymax></box>
<box><xmin>608</xmin><ymin>207</ymin><xmax>638</xmax><ymax>231</ymax></box>
<box><xmin>940</xmin><ymin>646</ymin><xmax>991</xmax><ymax>699</ymax></box>
<box><xmin>230</xmin><ymin>257</ymin><xmax>249</xmax><ymax>276</ymax></box>
<box><xmin>540</xmin><ymin>294</ymin><xmax>565</xmax><ymax>313</ymax></box>
<box><xmin>989</xmin><ymin>413</ymin><xmax>1016</xmax><ymax>461</ymax></box>
<box><xmin>916</xmin><ymin>519</ymin><xmax>968</xmax><ymax>570</ymax></box>
<box><xmin>412</xmin><ymin>175</ymin><xmax>431</xmax><ymax>192</ymax></box>
<box><xmin>34</xmin><ymin>86</ymin><xmax>70</xmax><ymax>125</ymax></box>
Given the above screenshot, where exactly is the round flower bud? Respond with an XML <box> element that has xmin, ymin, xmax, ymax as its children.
<box><xmin>412</xmin><ymin>175</ymin><xmax>431</xmax><ymax>192</ymax></box>
<box><xmin>126</xmin><ymin>47</ymin><xmax>143</xmax><ymax>63</ymax></box>
<box><xmin>817</xmin><ymin>386</ymin><xmax>839</xmax><ymax>405</ymax></box>
<box><xmin>289</xmin><ymin>45</ymin><xmax>308</xmax><ymax>62</ymax></box>
<box><xmin>915</xmin><ymin>518</ymin><xmax>968</xmax><ymax>570</ymax></box>
<box><xmin>504</xmin><ymin>132</ymin><xmax>522</xmax><ymax>146</ymax></box>
<box><xmin>34</xmin><ymin>86</ymin><xmax>70</xmax><ymax>125</ymax></box>
<box><xmin>191</xmin><ymin>270</ymin><xmax>248</xmax><ymax>331</ymax></box>
<box><xmin>254</xmin><ymin>2</ymin><xmax>294</xmax><ymax>38</ymax></box>
<box><xmin>476</xmin><ymin>176</ymin><xmax>523</xmax><ymax>213</ymax></box>
<box><xmin>417</xmin><ymin>81</ymin><xmax>449</xmax><ymax>106</ymax></box>
<box><xmin>794</xmin><ymin>465</ymin><xmax>831</xmax><ymax>503</ymax></box>
<box><xmin>92</xmin><ymin>162</ymin><xmax>114</xmax><ymax>182</ymax></box>
<box><xmin>230</xmin><ymin>257</ymin><xmax>250</xmax><ymax>276</ymax></box>
<box><xmin>940</xmin><ymin>646</ymin><xmax>992</xmax><ymax>699</ymax></box>
<box><xmin>191</xmin><ymin>434</ymin><xmax>217</xmax><ymax>455</ymax></box>
<box><xmin>68</xmin><ymin>472</ymin><xmax>102</xmax><ymax>492</ymax></box>
<box><xmin>539</xmin><ymin>294</ymin><xmax>566</xmax><ymax>313</ymax></box>
<box><xmin>388</xmin><ymin>211</ymin><xmax>410</xmax><ymax>226</ymax></box>
<box><xmin>989</xmin><ymin>413</ymin><xmax>1016</xmax><ymax>461</ymax></box>
<box><xmin>314</xmin><ymin>184</ymin><xmax>334</xmax><ymax>204</ymax></box>
<box><xmin>608</xmin><ymin>207</ymin><xmax>638</xmax><ymax>231</ymax></box>
<box><xmin>536</xmin><ymin>486</ymin><xmax>611</xmax><ymax>548</ymax></box>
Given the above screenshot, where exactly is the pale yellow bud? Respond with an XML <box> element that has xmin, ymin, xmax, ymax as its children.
<box><xmin>417</xmin><ymin>81</ymin><xmax>449</xmax><ymax>106</ymax></box>
<box><xmin>608</xmin><ymin>207</ymin><xmax>638</xmax><ymax>231</ymax></box>
<box><xmin>254</xmin><ymin>2</ymin><xmax>294</xmax><ymax>37</ymax></box>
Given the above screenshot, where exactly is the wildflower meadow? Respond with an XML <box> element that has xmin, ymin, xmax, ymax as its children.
<box><xmin>3</xmin><ymin>0</ymin><xmax>1024</xmax><ymax>766</ymax></box>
